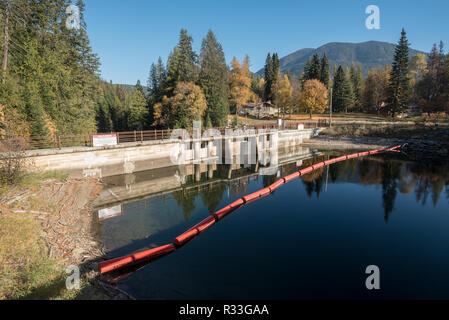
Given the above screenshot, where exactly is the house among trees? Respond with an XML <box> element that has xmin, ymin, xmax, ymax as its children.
<box><xmin>241</xmin><ymin>102</ymin><xmax>278</xmax><ymax>119</ymax></box>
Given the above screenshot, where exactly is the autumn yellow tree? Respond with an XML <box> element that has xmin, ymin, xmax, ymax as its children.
<box><xmin>290</xmin><ymin>75</ymin><xmax>302</xmax><ymax>116</ymax></box>
<box><xmin>153</xmin><ymin>82</ymin><xmax>207</xmax><ymax>128</ymax></box>
<box><xmin>297</xmin><ymin>79</ymin><xmax>328</xmax><ymax>118</ymax></box>
<box><xmin>230</xmin><ymin>56</ymin><xmax>251</xmax><ymax>114</ymax></box>
<box><xmin>276</xmin><ymin>74</ymin><xmax>293</xmax><ymax>117</ymax></box>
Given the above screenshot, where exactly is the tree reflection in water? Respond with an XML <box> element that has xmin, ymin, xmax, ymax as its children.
<box><xmin>163</xmin><ymin>154</ymin><xmax>449</xmax><ymax>224</ymax></box>
<box><xmin>300</xmin><ymin>155</ymin><xmax>449</xmax><ymax>222</ymax></box>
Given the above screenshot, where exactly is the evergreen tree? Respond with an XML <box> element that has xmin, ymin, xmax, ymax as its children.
<box><xmin>165</xmin><ymin>29</ymin><xmax>197</xmax><ymax>96</ymax></box>
<box><xmin>272</xmin><ymin>52</ymin><xmax>280</xmax><ymax>91</ymax></box>
<box><xmin>387</xmin><ymin>28</ymin><xmax>411</xmax><ymax>117</ymax></box>
<box><xmin>320</xmin><ymin>53</ymin><xmax>330</xmax><ymax>88</ymax></box>
<box><xmin>350</xmin><ymin>62</ymin><xmax>363</xmax><ymax>108</ymax></box>
<box><xmin>176</xmin><ymin>29</ymin><xmax>197</xmax><ymax>82</ymax></box>
<box><xmin>309</xmin><ymin>53</ymin><xmax>321</xmax><ymax>80</ymax></box>
<box><xmin>128</xmin><ymin>89</ymin><xmax>148</xmax><ymax>130</ymax></box>
<box><xmin>96</xmin><ymin>103</ymin><xmax>113</xmax><ymax>133</ymax></box>
<box><xmin>198</xmin><ymin>30</ymin><xmax>229</xmax><ymax>127</ymax></box>
<box><xmin>135</xmin><ymin>80</ymin><xmax>144</xmax><ymax>94</ymax></box>
<box><xmin>264</xmin><ymin>53</ymin><xmax>274</xmax><ymax>101</ymax></box>
<box><xmin>332</xmin><ymin>66</ymin><xmax>354</xmax><ymax>113</ymax></box>
<box><xmin>303</xmin><ymin>58</ymin><xmax>312</xmax><ymax>83</ymax></box>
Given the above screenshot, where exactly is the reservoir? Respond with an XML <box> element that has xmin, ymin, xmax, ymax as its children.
<box><xmin>94</xmin><ymin>151</ymin><xmax>449</xmax><ymax>299</ymax></box>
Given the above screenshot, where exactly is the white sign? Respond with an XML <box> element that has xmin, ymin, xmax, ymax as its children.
<box><xmin>98</xmin><ymin>205</ymin><xmax>122</xmax><ymax>221</ymax></box>
<box><xmin>297</xmin><ymin>123</ymin><xmax>304</xmax><ymax>130</ymax></box>
<box><xmin>92</xmin><ymin>134</ymin><xmax>117</xmax><ymax>147</ymax></box>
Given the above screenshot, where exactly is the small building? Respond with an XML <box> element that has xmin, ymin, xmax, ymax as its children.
<box><xmin>397</xmin><ymin>104</ymin><xmax>421</xmax><ymax>118</ymax></box>
<box><xmin>241</xmin><ymin>102</ymin><xmax>278</xmax><ymax>119</ymax></box>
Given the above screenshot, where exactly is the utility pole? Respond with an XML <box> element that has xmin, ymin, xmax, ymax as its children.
<box><xmin>329</xmin><ymin>87</ymin><xmax>333</xmax><ymax>127</ymax></box>
<box><xmin>2</xmin><ymin>0</ymin><xmax>10</xmax><ymax>85</ymax></box>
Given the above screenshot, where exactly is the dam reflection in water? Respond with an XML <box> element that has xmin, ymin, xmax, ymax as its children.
<box><xmin>93</xmin><ymin>149</ymin><xmax>449</xmax><ymax>299</ymax></box>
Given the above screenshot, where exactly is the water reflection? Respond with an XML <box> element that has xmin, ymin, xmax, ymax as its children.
<box><xmin>97</xmin><ymin>153</ymin><xmax>449</xmax><ymax>232</ymax></box>
<box><xmin>298</xmin><ymin>154</ymin><xmax>449</xmax><ymax>222</ymax></box>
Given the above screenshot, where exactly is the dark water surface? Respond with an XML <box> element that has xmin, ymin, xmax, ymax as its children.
<box><xmin>96</xmin><ymin>151</ymin><xmax>449</xmax><ymax>299</ymax></box>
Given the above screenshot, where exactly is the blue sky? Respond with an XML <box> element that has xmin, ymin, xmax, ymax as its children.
<box><xmin>83</xmin><ymin>0</ymin><xmax>449</xmax><ymax>85</ymax></box>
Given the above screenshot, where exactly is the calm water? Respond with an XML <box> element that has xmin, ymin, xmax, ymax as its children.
<box><xmin>95</xmin><ymin>151</ymin><xmax>449</xmax><ymax>299</ymax></box>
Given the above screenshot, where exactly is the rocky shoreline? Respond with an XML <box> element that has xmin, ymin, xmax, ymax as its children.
<box><xmin>304</xmin><ymin>135</ymin><xmax>449</xmax><ymax>164</ymax></box>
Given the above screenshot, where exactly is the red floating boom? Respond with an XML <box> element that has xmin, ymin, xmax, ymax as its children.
<box><xmin>174</xmin><ymin>228</ymin><xmax>199</xmax><ymax>246</ymax></box>
<box><xmin>269</xmin><ymin>179</ymin><xmax>285</xmax><ymax>192</ymax></box>
<box><xmin>98</xmin><ymin>244</ymin><xmax>175</xmax><ymax>274</ymax></box>
<box><xmin>98</xmin><ymin>145</ymin><xmax>404</xmax><ymax>274</ymax></box>
<box><xmin>284</xmin><ymin>172</ymin><xmax>300</xmax><ymax>183</ymax></box>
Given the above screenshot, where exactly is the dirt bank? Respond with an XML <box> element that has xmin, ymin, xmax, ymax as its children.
<box><xmin>305</xmin><ymin>134</ymin><xmax>449</xmax><ymax>164</ymax></box>
<box><xmin>0</xmin><ymin>176</ymin><xmax>131</xmax><ymax>299</ymax></box>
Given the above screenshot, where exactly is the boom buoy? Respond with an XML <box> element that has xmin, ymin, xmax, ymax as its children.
<box><xmin>174</xmin><ymin>228</ymin><xmax>199</xmax><ymax>246</ymax></box>
<box><xmin>98</xmin><ymin>145</ymin><xmax>403</xmax><ymax>274</ymax></box>
<box><xmin>98</xmin><ymin>244</ymin><xmax>175</xmax><ymax>274</ymax></box>
<box><xmin>269</xmin><ymin>179</ymin><xmax>285</xmax><ymax>192</ymax></box>
<box><xmin>284</xmin><ymin>172</ymin><xmax>300</xmax><ymax>183</ymax></box>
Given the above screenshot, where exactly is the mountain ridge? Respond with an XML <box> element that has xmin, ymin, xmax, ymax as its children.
<box><xmin>256</xmin><ymin>41</ymin><xmax>425</xmax><ymax>78</ymax></box>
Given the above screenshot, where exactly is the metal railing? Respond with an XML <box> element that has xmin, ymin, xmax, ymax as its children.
<box><xmin>1</xmin><ymin>120</ymin><xmax>328</xmax><ymax>151</ymax></box>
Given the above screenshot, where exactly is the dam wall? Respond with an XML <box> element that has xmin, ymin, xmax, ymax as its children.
<box><xmin>25</xmin><ymin>128</ymin><xmax>321</xmax><ymax>178</ymax></box>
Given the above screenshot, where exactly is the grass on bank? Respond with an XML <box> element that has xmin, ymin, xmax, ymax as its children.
<box><xmin>0</xmin><ymin>171</ymin><xmax>68</xmax><ymax>197</ymax></box>
<box><xmin>0</xmin><ymin>170</ymin><xmax>96</xmax><ymax>300</ymax></box>
<box><xmin>0</xmin><ymin>212</ymin><xmax>79</xmax><ymax>300</ymax></box>
<box><xmin>232</xmin><ymin>113</ymin><xmax>449</xmax><ymax>125</ymax></box>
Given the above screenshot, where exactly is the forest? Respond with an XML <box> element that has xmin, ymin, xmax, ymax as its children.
<box><xmin>1</xmin><ymin>1</ymin><xmax>448</xmax><ymax>139</ymax></box>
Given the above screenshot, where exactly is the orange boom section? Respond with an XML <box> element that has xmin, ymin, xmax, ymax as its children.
<box><xmin>98</xmin><ymin>244</ymin><xmax>175</xmax><ymax>274</ymax></box>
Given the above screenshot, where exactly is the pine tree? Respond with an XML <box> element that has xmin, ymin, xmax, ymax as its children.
<box><xmin>148</xmin><ymin>56</ymin><xmax>167</xmax><ymax>115</ymax></box>
<box><xmin>164</xmin><ymin>29</ymin><xmax>197</xmax><ymax>96</ymax></box>
<box><xmin>320</xmin><ymin>53</ymin><xmax>330</xmax><ymax>88</ymax></box>
<box><xmin>198</xmin><ymin>30</ymin><xmax>229</xmax><ymax>127</ymax></box>
<box><xmin>344</xmin><ymin>68</ymin><xmax>355</xmax><ymax>112</ymax></box>
<box><xmin>350</xmin><ymin>62</ymin><xmax>363</xmax><ymax>108</ymax></box>
<box><xmin>387</xmin><ymin>28</ymin><xmax>411</xmax><ymax>117</ymax></box>
<box><xmin>264</xmin><ymin>53</ymin><xmax>274</xmax><ymax>101</ymax></box>
<box><xmin>309</xmin><ymin>53</ymin><xmax>321</xmax><ymax>80</ymax></box>
<box><xmin>96</xmin><ymin>103</ymin><xmax>113</xmax><ymax>133</ymax></box>
<box><xmin>272</xmin><ymin>53</ymin><xmax>280</xmax><ymax>91</ymax></box>
<box><xmin>176</xmin><ymin>29</ymin><xmax>197</xmax><ymax>82</ymax></box>
<box><xmin>135</xmin><ymin>80</ymin><xmax>144</xmax><ymax>94</ymax></box>
<box><xmin>332</xmin><ymin>66</ymin><xmax>354</xmax><ymax>113</ymax></box>
<box><xmin>128</xmin><ymin>89</ymin><xmax>148</xmax><ymax>130</ymax></box>
<box><xmin>302</xmin><ymin>58</ymin><xmax>312</xmax><ymax>84</ymax></box>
